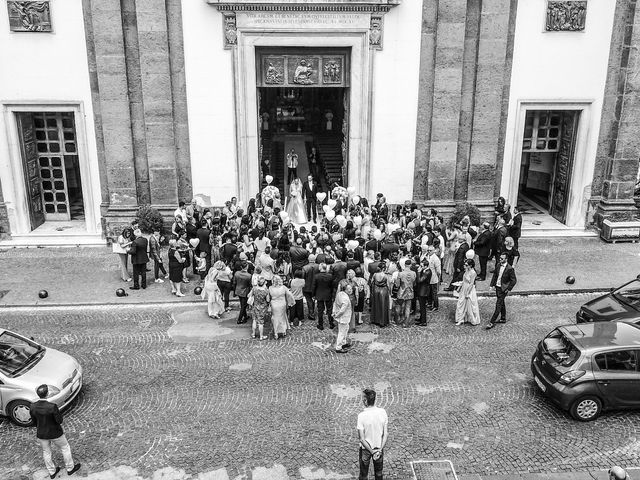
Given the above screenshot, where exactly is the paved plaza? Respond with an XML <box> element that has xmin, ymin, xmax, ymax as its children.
<box><xmin>1</xmin><ymin>294</ymin><xmax>640</xmax><ymax>479</ymax></box>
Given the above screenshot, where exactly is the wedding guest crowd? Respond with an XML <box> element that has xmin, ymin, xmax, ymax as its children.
<box><xmin>114</xmin><ymin>187</ymin><xmax>521</xmax><ymax>347</ymax></box>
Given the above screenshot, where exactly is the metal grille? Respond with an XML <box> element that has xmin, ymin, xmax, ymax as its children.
<box><xmin>32</xmin><ymin>113</ymin><xmax>77</xmax><ymax>220</ymax></box>
<box><xmin>410</xmin><ymin>460</ymin><xmax>459</xmax><ymax>480</ymax></box>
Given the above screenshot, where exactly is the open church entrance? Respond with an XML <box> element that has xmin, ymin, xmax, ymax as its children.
<box><xmin>256</xmin><ymin>48</ymin><xmax>349</xmax><ymax>199</ymax></box>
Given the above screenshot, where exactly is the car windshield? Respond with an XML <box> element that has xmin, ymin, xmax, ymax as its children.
<box><xmin>0</xmin><ymin>331</ymin><xmax>43</xmax><ymax>376</ymax></box>
<box><xmin>542</xmin><ymin>329</ymin><xmax>581</xmax><ymax>367</ymax></box>
<box><xmin>613</xmin><ymin>280</ymin><xmax>640</xmax><ymax>309</ymax></box>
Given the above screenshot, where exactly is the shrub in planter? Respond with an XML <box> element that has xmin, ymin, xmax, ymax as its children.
<box><xmin>449</xmin><ymin>202</ymin><xmax>482</xmax><ymax>227</ymax></box>
<box><xmin>136</xmin><ymin>205</ymin><xmax>164</xmax><ymax>234</ymax></box>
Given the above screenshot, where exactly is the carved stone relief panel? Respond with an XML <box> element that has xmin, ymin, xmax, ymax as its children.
<box><xmin>223</xmin><ymin>12</ymin><xmax>237</xmax><ymax>48</ymax></box>
<box><xmin>288</xmin><ymin>57</ymin><xmax>319</xmax><ymax>85</ymax></box>
<box><xmin>545</xmin><ymin>1</ymin><xmax>587</xmax><ymax>32</ymax></box>
<box><xmin>263</xmin><ymin>56</ymin><xmax>285</xmax><ymax>85</ymax></box>
<box><xmin>322</xmin><ymin>57</ymin><xmax>343</xmax><ymax>85</ymax></box>
<box><xmin>370</xmin><ymin>14</ymin><xmax>383</xmax><ymax>49</ymax></box>
<box><xmin>7</xmin><ymin>1</ymin><xmax>51</xmax><ymax>32</ymax></box>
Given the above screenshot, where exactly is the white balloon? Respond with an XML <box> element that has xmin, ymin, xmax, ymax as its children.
<box><xmin>465</xmin><ymin>249</ymin><xmax>475</xmax><ymax>260</ymax></box>
<box><xmin>347</xmin><ymin>186</ymin><xmax>356</xmax><ymax>195</ymax></box>
<box><xmin>347</xmin><ymin>240</ymin><xmax>359</xmax><ymax>250</ymax></box>
<box><xmin>326</xmin><ymin>210</ymin><xmax>336</xmax><ymax>221</ymax></box>
<box><xmin>373</xmin><ymin>229</ymin><xmax>382</xmax><ymax>240</ymax></box>
<box><xmin>316</xmin><ymin>192</ymin><xmax>327</xmax><ymax>202</ymax></box>
<box><xmin>279</xmin><ymin>211</ymin><xmax>288</xmax><ymax>220</ymax></box>
<box><xmin>352</xmin><ymin>195</ymin><xmax>361</xmax><ymax>205</ymax></box>
<box><xmin>265</xmin><ymin>175</ymin><xmax>274</xmax><ymax>185</ymax></box>
<box><xmin>322</xmin><ymin>205</ymin><xmax>331</xmax><ymax>213</ymax></box>
<box><xmin>189</xmin><ymin>238</ymin><xmax>200</xmax><ymax>248</ymax></box>
<box><xmin>336</xmin><ymin>215</ymin><xmax>347</xmax><ymax>228</ymax></box>
<box><xmin>353</xmin><ymin>215</ymin><xmax>363</xmax><ymax>226</ymax></box>
<box><xmin>328</xmin><ymin>199</ymin><xmax>337</xmax><ymax>209</ymax></box>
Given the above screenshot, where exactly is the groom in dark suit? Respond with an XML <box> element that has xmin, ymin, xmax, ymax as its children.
<box><xmin>486</xmin><ymin>252</ymin><xmax>517</xmax><ymax>329</ymax></box>
<box><xmin>302</xmin><ymin>174</ymin><xmax>319</xmax><ymax>223</ymax></box>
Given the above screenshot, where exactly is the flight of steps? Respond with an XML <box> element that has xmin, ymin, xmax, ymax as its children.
<box><xmin>315</xmin><ymin>133</ymin><xmax>344</xmax><ymax>187</ymax></box>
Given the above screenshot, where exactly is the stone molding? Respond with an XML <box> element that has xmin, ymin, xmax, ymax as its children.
<box><xmin>209</xmin><ymin>0</ymin><xmax>399</xmax><ymax>13</ymax></box>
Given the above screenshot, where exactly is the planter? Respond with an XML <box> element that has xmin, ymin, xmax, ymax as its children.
<box><xmin>600</xmin><ymin>219</ymin><xmax>640</xmax><ymax>243</ymax></box>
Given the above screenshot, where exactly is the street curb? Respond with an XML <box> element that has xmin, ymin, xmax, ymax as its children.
<box><xmin>0</xmin><ymin>288</ymin><xmax>609</xmax><ymax>310</ymax></box>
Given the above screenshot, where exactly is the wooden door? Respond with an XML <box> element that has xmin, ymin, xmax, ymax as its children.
<box><xmin>16</xmin><ymin>113</ymin><xmax>45</xmax><ymax>231</ymax></box>
<box><xmin>550</xmin><ymin>111</ymin><xmax>579</xmax><ymax>223</ymax></box>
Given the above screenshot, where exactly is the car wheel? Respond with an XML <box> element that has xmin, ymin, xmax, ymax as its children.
<box><xmin>7</xmin><ymin>400</ymin><xmax>34</xmax><ymax>427</ymax></box>
<box><xmin>570</xmin><ymin>396</ymin><xmax>602</xmax><ymax>422</ymax></box>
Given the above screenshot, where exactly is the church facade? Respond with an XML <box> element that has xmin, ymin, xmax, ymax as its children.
<box><xmin>0</xmin><ymin>0</ymin><xmax>637</xmax><ymax>245</ymax></box>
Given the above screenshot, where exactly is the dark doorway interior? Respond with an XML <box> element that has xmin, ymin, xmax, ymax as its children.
<box><xmin>258</xmin><ymin>87</ymin><xmax>346</xmax><ymax>197</ymax></box>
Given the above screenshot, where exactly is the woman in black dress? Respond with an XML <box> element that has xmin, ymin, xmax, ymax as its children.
<box><xmin>168</xmin><ymin>238</ymin><xmax>187</xmax><ymax>297</ymax></box>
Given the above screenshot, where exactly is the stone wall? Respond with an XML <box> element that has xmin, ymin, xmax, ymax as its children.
<box><xmin>413</xmin><ymin>0</ymin><xmax>518</xmax><ymax>213</ymax></box>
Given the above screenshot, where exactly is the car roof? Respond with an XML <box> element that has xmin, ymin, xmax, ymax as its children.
<box><xmin>560</xmin><ymin>322</ymin><xmax>640</xmax><ymax>350</ymax></box>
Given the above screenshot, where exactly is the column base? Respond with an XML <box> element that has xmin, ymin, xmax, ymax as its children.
<box><xmin>593</xmin><ymin>199</ymin><xmax>639</xmax><ymax>230</ymax></box>
<box><xmin>101</xmin><ymin>204</ymin><xmax>181</xmax><ymax>242</ymax></box>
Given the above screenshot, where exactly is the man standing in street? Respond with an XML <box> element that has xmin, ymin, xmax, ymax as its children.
<box><xmin>473</xmin><ymin>222</ymin><xmax>492</xmax><ymax>281</ymax></box>
<box><xmin>427</xmin><ymin>245</ymin><xmax>441</xmax><ymax>312</ymax></box>
<box><xmin>302</xmin><ymin>174</ymin><xmax>319</xmax><ymax>223</ymax></box>
<box><xmin>312</xmin><ymin>262</ymin><xmax>335</xmax><ymax>330</ymax></box>
<box><xmin>31</xmin><ymin>384</ymin><xmax>81</xmax><ymax>479</ymax></box>
<box><xmin>394</xmin><ymin>259</ymin><xmax>416</xmax><ymax>327</ymax></box>
<box><xmin>129</xmin><ymin>228</ymin><xmax>149</xmax><ymax>290</ymax></box>
<box><xmin>233</xmin><ymin>261</ymin><xmax>252</xmax><ymax>324</ymax></box>
<box><xmin>486</xmin><ymin>252</ymin><xmax>517</xmax><ymax>330</ymax></box>
<box><xmin>357</xmin><ymin>388</ymin><xmax>388</xmax><ymax>480</ymax></box>
<box><xmin>286</xmin><ymin>148</ymin><xmax>299</xmax><ymax>184</ymax></box>
<box><xmin>302</xmin><ymin>254</ymin><xmax>319</xmax><ymax>320</ymax></box>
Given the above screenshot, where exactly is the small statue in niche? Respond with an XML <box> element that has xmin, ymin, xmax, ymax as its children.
<box><xmin>265</xmin><ymin>62</ymin><xmax>283</xmax><ymax>84</ymax></box>
<box><xmin>323</xmin><ymin>61</ymin><xmax>341</xmax><ymax>83</ymax></box>
<box><xmin>325</xmin><ymin>111</ymin><xmax>334</xmax><ymax>131</ymax></box>
<box><xmin>370</xmin><ymin>16</ymin><xmax>382</xmax><ymax>47</ymax></box>
<box><xmin>224</xmin><ymin>14</ymin><xmax>237</xmax><ymax>46</ymax></box>
<box><xmin>261</xmin><ymin>112</ymin><xmax>270</xmax><ymax>131</ymax></box>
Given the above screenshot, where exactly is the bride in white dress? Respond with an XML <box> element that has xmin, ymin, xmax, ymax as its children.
<box><xmin>286</xmin><ymin>178</ymin><xmax>308</xmax><ymax>224</ymax></box>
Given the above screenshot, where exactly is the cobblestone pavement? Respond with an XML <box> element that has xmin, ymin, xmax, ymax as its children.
<box><xmin>1</xmin><ymin>294</ymin><xmax>640</xmax><ymax>479</ymax></box>
<box><xmin>2</xmin><ymin>236</ymin><xmax>639</xmax><ymax>307</ymax></box>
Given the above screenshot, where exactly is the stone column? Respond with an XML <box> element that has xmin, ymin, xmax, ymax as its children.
<box><xmin>467</xmin><ymin>0</ymin><xmax>516</xmax><ymax>204</ymax></box>
<box><xmin>136</xmin><ymin>0</ymin><xmax>180</xmax><ymax>208</ymax></box>
<box><xmin>594</xmin><ymin>0</ymin><xmax>640</xmax><ymax>227</ymax></box>
<box><xmin>82</xmin><ymin>0</ymin><xmax>138</xmax><ymax>209</ymax></box>
<box><xmin>426</xmin><ymin>0</ymin><xmax>468</xmax><ymax>201</ymax></box>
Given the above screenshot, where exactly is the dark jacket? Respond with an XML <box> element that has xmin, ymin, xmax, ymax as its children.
<box><xmin>509</xmin><ymin>213</ymin><xmax>522</xmax><ymax>240</ymax></box>
<box><xmin>368</xmin><ymin>260</ymin><xmax>382</xmax><ymax>278</ymax></box>
<box><xmin>453</xmin><ymin>241</ymin><xmax>470</xmax><ymax>273</ymax></box>
<box><xmin>233</xmin><ymin>270</ymin><xmax>253</xmax><ymax>297</ymax></box>
<box><xmin>331</xmin><ymin>261</ymin><xmax>348</xmax><ymax>283</ymax></box>
<box><xmin>492</xmin><ymin>226</ymin><xmax>508</xmax><ymax>254</ymax></box>
<box><xmin>312</xmin><ymin>271</ymin><xmax>334</xmax><ymax>301</ymax></box>
<box><xmin>302</xmin><ymin>263</ymin><xmax>319</xmax><ymax>293</ymax></box>
<box><xmin>289</xmin><ymin>245</ymin><xmax>309</xmax><ymax>273</ymax></box>
<box><xmin>415</xmin><ymin>267</ymin><xmax>431</xmax><ymax>297</ymax></box>
<box><xmin>196</xmin><ymin>227</ymin><xmax>211</xmax><ymax>254</ymax></box>
<box><xmin>302</xmin><ymin>180</ymin><xmax>320</xmax><ymax>203</ymax></box>
<box><xmin>129</xmin><ymin>236</ymin><xmax>149</xmax><ymax>265</ymax></box>
<box><xmin>490</xmin><ymin>263</ymin><xmax>517</xmax><ymax>292</ymax></box>
<box><xmin>30</xmin><ymin>400</ymin><xmax>64</xmax><ymax>440</ymax></box>
<box><xmin>473</xmin><ymin>230</ymin><xmax>492</xmax><ymax>257</ymax></box>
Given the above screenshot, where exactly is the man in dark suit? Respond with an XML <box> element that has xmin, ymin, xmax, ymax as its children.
<box><xmin>232</xmin><ymin>262</ymin><xmax>253</xmax><ymax>324</ymax></box>
<box><xmin>509</xmin><ymin>206</ymin><xmax>522</xmax><ymax>250</ymax></box>
<box><xmin>129</xmin><ymin>229</ymin><xmax>149</xmax><ymax>290</ymax></box>
<box><xmin>31</xmin><ymin>384</ymin><xmax>81</xmax><ymax>478</ymax></box>
<box><xmin>289</xmin><ymin>239</ymin><xmax>310</xmax><ymax>275</ymax></box>
<box><xmin>473</xmin><ymin>222</ymin><xmax>492</xmax><ymax>281</ymax></box>
<box><xmin>302</xmin><ymin>254</ymin><xmax>319</xmax><ymax>320</ymax></box>
<box><xmin>312</xmin><ymin>262</ymin><xmax>335</xmax><ymax>330</ymax></box>
<box><xmin>196</xmin><ymin>220</ymin><xmax>212</xmax><ymax>279</ymax></box>
<box><xmin>492</xmin><ymin>217</ymin><xmax>508</xmax><ymax>268</ymax></box>
<box><xmin>446</xmin><ymin>237</ymin><xmax>469</xmax><ymax>290</ymax></box>
<box><xmin>302</xmin><ymin>174</ymin><xmax>320</xmax><ymax>223</ymax></box>
<box><xmin>486</xmin><ymin>252</ymin><xmax>517</xmax><ymax>329</ymax></box>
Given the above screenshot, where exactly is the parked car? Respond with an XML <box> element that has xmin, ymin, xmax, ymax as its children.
<box><xmin>576</xmin><ymin>278</ymin><xmax>640</xmax><ymax>323</ymax></box>
<box><xmin>531</xmin><ymin>321</ymin><xmax>640</xmax><ymax>421</ymax></box>
<box><xmin>0</xmin><ymin>328</ymin><xmax>82</xmax><ymax>426</ymax></box>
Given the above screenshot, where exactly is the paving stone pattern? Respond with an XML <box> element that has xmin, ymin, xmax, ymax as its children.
<box><xmin>1</xmin><ymin>295</ymin><xmax>640</xmax><ymax>479</ymax></box>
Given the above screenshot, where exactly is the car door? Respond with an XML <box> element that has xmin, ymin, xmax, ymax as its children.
<box><xmin>593</xmin><ymin>349</ymin><xmax>640</xmax><ymax>407</ymax></box>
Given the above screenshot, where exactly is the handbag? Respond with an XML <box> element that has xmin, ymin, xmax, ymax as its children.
<box><xmin>112</xmin><ymin>242</ymin><xmax>129</xmax><ymax>255</ymax></box>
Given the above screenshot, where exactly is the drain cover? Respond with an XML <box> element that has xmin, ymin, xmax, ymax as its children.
<box><xmin>410</xmin><ymin>460</ymin><xmax>458</xmax><ymax>480</ymax></box>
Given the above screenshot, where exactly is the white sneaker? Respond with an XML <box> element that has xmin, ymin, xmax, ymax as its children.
<box><xmin>176</xmin><ymin>292</ymin><xmax>185</xmax><ymax>297</ymax></box>
<box><xmin>155</xmin><ymin>279</ymin><xmax>164</xmax><ymax>283</ymax></box>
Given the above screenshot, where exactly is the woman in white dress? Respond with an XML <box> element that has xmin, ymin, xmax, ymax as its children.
<box><xmin>286</xmin><ymin>178</ymin><xmax>308</xmax><ymax>224</ymax></box>
<box><xmin>454</xmin><ymin>259</ymin><xmax>480</xmax><ymax>326</ymax></box>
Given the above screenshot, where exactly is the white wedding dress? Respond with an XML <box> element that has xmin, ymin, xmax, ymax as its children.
<box><xmin>286</xmin><ymin>181</ymin><xmax>308</xmax><ymax>224</ymax></box>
